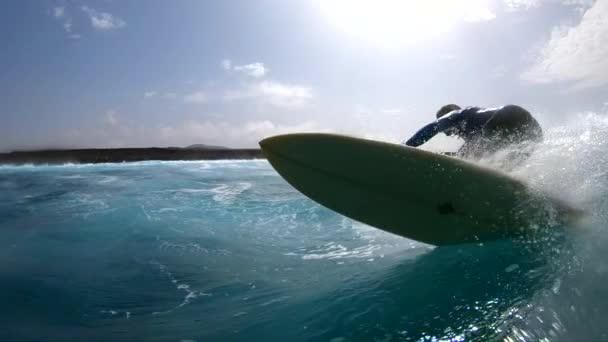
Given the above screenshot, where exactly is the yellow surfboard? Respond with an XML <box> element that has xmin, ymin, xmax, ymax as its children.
<box><xmin>260</xmin><ymin>133</ymin><xmax>582</xmax><ymax>246</ymax></box>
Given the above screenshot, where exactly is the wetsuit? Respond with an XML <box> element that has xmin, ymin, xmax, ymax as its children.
<box><xmin>405</xmin><ymin>105</ymin><xmax>543</xmax><ymax>159</ymax></box>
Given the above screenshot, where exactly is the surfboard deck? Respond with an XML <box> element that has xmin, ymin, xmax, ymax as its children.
<box><xmin>259</xmin><ymin>133</ymin><xmax>582</xmax><ymax>246</ymax></box>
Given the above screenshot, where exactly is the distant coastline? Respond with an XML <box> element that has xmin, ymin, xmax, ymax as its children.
<box><xmin>0</xmin><ymin>147</ymin><xmax>265</xmax><ymax>165</ymax></box>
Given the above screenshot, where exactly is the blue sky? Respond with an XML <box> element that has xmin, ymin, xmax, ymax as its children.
<box><xmin>1</xmin><ymin>0</ymin><xmax>607</xmax><ymax>150</ymax></box>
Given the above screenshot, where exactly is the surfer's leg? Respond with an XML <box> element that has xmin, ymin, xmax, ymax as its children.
<box><xmin>456</xmin><ymin>135</ymin><xmax>485</xmax><ymax>159</ymax></box>
<box><xmin>483</xmin><ymin>105</ymin><xmax>542</xmax><ymax>146</ymax></box>
<box><xmin>481</xmin><ymin>105</ymin><xmax>543</xmax><ymax>168</ymax></box>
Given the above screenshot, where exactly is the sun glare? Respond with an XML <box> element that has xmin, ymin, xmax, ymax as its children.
<box><xmin>315</xmin><ymin>0</ymin><xmax>490</xmax><ymax>47</ymax></box>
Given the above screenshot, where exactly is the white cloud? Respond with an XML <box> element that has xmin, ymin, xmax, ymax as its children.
<box><xmin>145</xmin><ymin>91</ymin><xmax>177</xmax><ymax>99</ymax></box>
<box><xmin>233</xmin><ymin>63</ymin><xmax>268</xmax><ymax>78</ymax></box>
<box><xmin>53</xmin><ymin>6</ymin><xmax>65</xmax><ymax>18</ymax></box>
<box><xmin>63</xmin><ymin>20</ymin><xmax>72</xmax><ymax>32</ymax></box>
<box><xmin>490</xmin><ymin>65</ymin><xmax>508</xmax><ymax>79</ymax></box>
<box><xmin>224</xmin><ymin>81</ymin><xmax>313</xmax><ymax>109</ymax></box>
<box><xmin>74</xmin><ymin>110</ymin><xmax>138</xmax><ymax>147</ymax></box>
<box><xmin>222</xmin><ymin>60</ymin><xmax>269</xmax><ymax>78</ymax></box>
<box><xmin>81</xmin><ymin>6</ymin><xmax>126</xmax><ymax>31</ymax></box>
<box><xmin>563</xmin><ymin>0</ymin><xmax>595</xmax><ymax>7</ymax></box>
<box><xmin>504</xmin><ymin>0</ymin><xmax>543</xmax><ymax>11</ymax></box>
<box><xmin>348</xmin><ymin>105</ymin><xmax>415</xmax><ymax>143</ymax></box>
<box><xmin>104</xmin><ymin>110</ymin><xmax>119</xmax><ymax>126</ymax></box>
<box><xmin>62</xmin><ymin>19</ymin><xmax>80</xmax><ymax>38</ymax></box>
<box><xmin>504</xmin><ymin>0</ymin><xmax>594</xmax><ymax>11</ymax></box>
<box><xmin>71</xmin><ymin>114</ymin><xmax>331</xmax><ymax>148</ymax></box>
<box><xmin>50</xmin><ymin>6</ymin><xmax>81</xmax><ymax>38</ymax></box>
<box><xmin>183</xmin><ymin>91</ymin><xmax>208</xmax><ymax>104</ymax></box>
<box><xmin>255</xmin><ymin>81</ymin><xmax>312</xmax><ymax>108</ymax></box>
<box><xmin>381</xmin><ymin>108</ymin><xmax>402</xmax><ymax>115</ymax></box>
<box><xmin>160</xmin><ymin>120</ymin><xmax>331</xmax><ymax>147</ymax></box>
<box><xmin>221</xmin><ymin>59</ymin><xmax>232</xmax><ymax>70</ymax></box>
<box><xmin>522</xmin><ymin>0</ymin><xmax>608</xmax><ymax>89</ymax></box>
<box><xmin>463</xmin><ymin>7</ymin><xmax>497</xmax><ymax>22</ymax></box>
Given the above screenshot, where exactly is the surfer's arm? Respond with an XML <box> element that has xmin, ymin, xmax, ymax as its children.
<box><xmin>405</xmin><ymin>122</ymin><xmax>440</xmax><ymax>147</ymax></box>
<box><xmin>404</xmin><ymin>116</ymin><xmax>457</xmax><ymax>147</ymax></box>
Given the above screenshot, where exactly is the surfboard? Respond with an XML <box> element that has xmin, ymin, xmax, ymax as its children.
<box><xmin>259</xmin><ymin>133</ymin><xmax>582</xmax><ymax>246</ymax></box>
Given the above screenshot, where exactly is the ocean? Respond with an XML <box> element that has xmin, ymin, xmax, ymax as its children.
<box><xmin>2</xmin><ymin>116</ymin><xmax>608</xmax><ymax>341</ymax></box>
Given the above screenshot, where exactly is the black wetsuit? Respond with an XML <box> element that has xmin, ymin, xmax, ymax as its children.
<box><xmin>405</xmin><ymin>105</ymin><xmax>543</xmax><ymax>159</ymax></box>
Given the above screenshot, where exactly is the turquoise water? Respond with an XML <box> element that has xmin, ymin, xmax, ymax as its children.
<box><xmin>2</xmin><ymin>119</ymin><xmax>608</xmax><ymax>341</ymax></box>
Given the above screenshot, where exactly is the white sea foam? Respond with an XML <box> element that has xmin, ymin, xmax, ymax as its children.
<box><xmin>97</xmin><ymin>176</ymin><xmax>120</xmax><ymax>184</ymax></box>
<box><xmin>259</xmin><ymin>296</ymin><xmax>291</xmax><ymax>307</ymax></box>
<box><xmin>100</xmin><ymin>310</ymin><xmax>118</xmax><ymax>315</ymax></box>
<box><xmin>150</xmin><ymin>260</ymin><xmax>211</xmax><ymax>315</ymax></box>
<box><xmin>64</xmin><ymin>193</ymin><xmax>114</xmax><ymax>219</ymax></box>
<box><xmin>475</xmin><ymin>113</ymin><xmax>608</xmax><ymax>208</ymax></box>
<box><xmin>158</xmin><ymin>207</ymin><xmax>179</xmax><ymax>213</ymax></box>
<box><xmin>163</xmin><ymin>188</ymin><xmax>209</xmax><ymax>194</ymax></box>
<box><xmin>158</xmin><ymin>240</ymin><xmax>209</xmax><ymax>254</ymax></box>
<box><xmin>210</xmin><ymin>182</ymin><xmax>252</xmax><ymax>204</ymax></box>
<box><xmin>158</xmin><ymin>182</ymin><xmax>252</xmax><ymax>203</ymax></box>
<box><xmin>0</xmin><ymin>159</ymin><xmax>270</xmax><ymax>171</ymax></box>
<box><xmin>140</xmin><ymin>205</ymin><xmax>155</xmax><ymax>221</ymax></box>
<box><xmin>56</xmin><ymin>174</ymin><xmax>85</xmax><ymax>179</ymax></box>
<box><xmin>472</xmin><ymin>113</ymin><xmax>608</xmax><ymax>341</ymax></box>
<box><xmin>100</xmin><ymin>309</ymin><xmax>131</xmax><ymax>320</ymax></box>
<box><xmin>294</xmin><ymin>242</ymin><xmax>381</xmax><ymax>260</ymax></box>
<box><xmin>74</xmin><ymin>194</ymin><xmax>108</xmax><ymax>208</ymax></box>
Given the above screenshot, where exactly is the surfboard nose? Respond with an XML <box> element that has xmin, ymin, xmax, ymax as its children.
<box><xmin>258</xmin><ymin>135</ymin><xmax>282</xmax><ymax>156</ymax></box>
<box><xmin>258</xmin><ymin>136</ymin><xmax>273</xmax><ymax>151</ymax></box>
<box><xmin>259</xmin><ymin>134</ymin><xmax>296</xmax><ymax>160</ymax></box>
<box><xmin>260</xmin><ymin>133</ymin><xmax>331</xmax><ymax>165</ymax></box>
<box><xmin>259</xmin><ymin>133</ymin><xmax>316</xmax><ymax>154</ymax></box>
<box><xmin>260</xmin><ymin>133</ymin><xmax>361</xmax><ymax>161</ymax></box>
<box><xmin>259</xmin><ymin>134</ymin><xmax>293</xmax><ymax>147</ymax></box>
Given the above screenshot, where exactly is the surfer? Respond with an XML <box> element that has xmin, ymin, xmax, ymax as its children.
<box><xmin>404</xmin><ymin>104</ymin><xmax>543</xmax><ymax>161</ymax></box>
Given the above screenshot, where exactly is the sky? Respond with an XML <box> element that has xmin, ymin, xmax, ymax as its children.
<box><xmin>1</xmin><ymin>0</ymin><xmax>607</xmax><ymax>150</ymax></box>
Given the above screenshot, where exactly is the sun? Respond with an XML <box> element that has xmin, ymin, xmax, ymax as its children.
<box><xmin>314</xmin><ymin>0</ymin><xmax>486</xmax><ymax>48</ymax></box>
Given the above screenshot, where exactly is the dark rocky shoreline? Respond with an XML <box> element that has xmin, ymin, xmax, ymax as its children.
<box><xmin>0</xmin><ymin>148</ymin><xmax>265</xmax><ymax>165</ymax></box>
